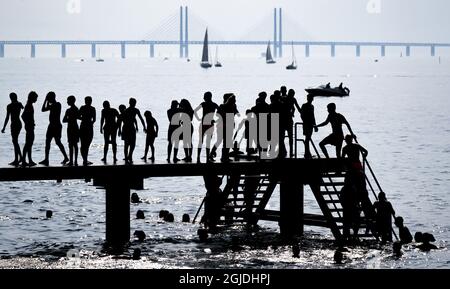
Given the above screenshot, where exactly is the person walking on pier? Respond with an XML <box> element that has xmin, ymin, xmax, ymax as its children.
<box><xmin>39</xmin><ymin>92</ymin><xmax>69</xmax><ymax>166</ymax></box>
<box><xmin>1</xmin><ymin>93</ymin><xmax>24</xmax><ymax>166</ymax></box>
<box><xmin>142</xmin><ymin>110</ymin><xmax>158</xmax><ymax>162</ymax></box>
<box><xmin>21</xmin><ymin>91</ymin><xmax>38</xmax><ymax>167</ymax></box>
<box><xmin>179</xmin><ymin>99</ymin><xmax>194</xmax><ymax>162</ymax></box>
<box><xmin>300</xmin><ymin>94</ymin><xmax>318</xmax><ymax>159</ymax></box>
<box><xmin>100</xmin><ymin>101</ymin><xmax>120</xmax><ymax>163</ymax></box>
<box><xmin>62</xmin><ymin>95</ymin><xmax>80</xmax><ymax>166</ymax></box>
<box><xmin>78</xmin><ymin>96</ymin><xmax>96</xmax><ymax>166</ymax></box>
<box><xmin>194</xmin><ymin>92</ymin><xmax>219</xmax><ymax>163</ymax></box>
<box><xmin>315</xmin><ymin>103</ymin><xmax>355</xmax><ymax>158</ymax></box>
<box><xmin>167</xmin><ymin>100</ymin><xmax>181</xmax><ymax>163</ymax></box>
<box><xmin>122</xmin><ymin>98</ymin><xmax>146</xmax><ymax>164</ymax></box>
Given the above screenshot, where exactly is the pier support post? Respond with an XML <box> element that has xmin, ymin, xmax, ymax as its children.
<box><xmin>91</xmin><ymin>44</ymin><xmax>96</xmax><ymax>58</ymax></box>
<box><xmin>105</xmin><ymin>181</ymin><xmax>131</xmax><ymax>247</ymax></box>
<box><xmin>150</xmin><ymin>44</ymin><xmax>154</xmax><ymax>58</ymax></box>
<box><xmin>356</xmin><ymin>45</ymin><xmax>361</xmax><ymax>57</ymax></box>
<box><xmin>121</xmin><ymin>43</ymin><xmax>126</xmax><ymax>59</ymax></box>
<box><xmin>179</xmin><ymin>6</ymin><xmax>184</xmax><ymax>58</ymax></box>
<box><xmin>381</xmin><ymin>45</ymin><xmax>386</xmax><ymax>57</ymax></box>
<box><xmin>185</xmin><ymin>6</ymin><xmax>189</xmax><ymax>58</ymax></box>
<box><xmin>31</xmin><ymin>44</ymin><xmax>36</xmax><ymax>58</ymax></box>
<box><xmin>431</xmin><ymin>45</ymin><xmax>436</xmax><ymax>57</ymax></box>
<box><xmin>279</xmin><ymin>180</ymin><xmax>304</xmax><ymax>238</ymax></box>
<box><xmin>305</xmin><ymin>44</ymin><xmax>310</xmax><ymax>57</ymax></box>
<box><xmin>0</xmin><ymin>43</ymin><xmax>4</xmax><ymax>58</ymax></box>
<box><xmin>61</xmin><ymin>44</ymin><xmax>66</xmax><ymax>58</ymax></box>
<box><xmin>406</xmin><ymin>46</ymin><xmax>411</xmax><ymax>57</ymax></box>
<box><xmin>331</xmin><ymin>44</ymin><xmax>336</xmax><ymax>57</ymax></box>
<box><xmin>273</xmin><ymin>8</ymin><xmax>277</xmax><ymax>58</ymax></box>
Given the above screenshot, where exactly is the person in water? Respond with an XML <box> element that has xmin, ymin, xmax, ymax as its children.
<box><xmin>167</xmin><ymin>100</ymin><xmax>181</xmax><ymax>163</ymax></box>
<box><xmin>315</xmin><ymin>103</ymin><xmax>355</xmax><ymax>158</ymax></box>
<box><xmin>21</xmin><ymin>91</ymin><xmax>38</xmax><ymax>166</ymax></box>
<box><xmin>194</xmin><ymin>92</ymin><xmax>219</xmax><ymax>163</ymax></box>
<box><xmin>300</xmin><ymin>94</ymin><xmax>318</xmax><ymax>159</ymax></box>
<box><xmin>1</xmin><ymin>93</ymin><xmax>24</xmax><ymax>166</ymax></box>
<box><xmin>122</xmin><ymin>98</ymin><xmax>146</xmax><ymax>164</ymax></box>
<box><xmin>62</xmin><ymin>95</ymin><xmax>80</xmax><ymax>166</ymax></box>
<box><xmin>394</xmin><ymin>216</ymin><xmax>413</xmax><ymax>245</ymax></box>
<box><xmin>373</xmin><ymin>191</ymin><xmax>395</xmax><ymax>243</ymax></box>
<box><xmin>142</xmin><ymin>110</ymin><xmax>158</xmax><ymax>162</ymax></box>
<box><xmin>100</xmin><ymin>101</ymin><xmax>120</xmax><ymax>163</ymax></box>
<box><xmin>78</xmin><ymin>96</ymin><xmax>96</xmax><ymax>166</ymax></box>
<box><xmin>40</xmin><ymin>92</ymin><xmax>69</xmax><ymax>166</ymax></box>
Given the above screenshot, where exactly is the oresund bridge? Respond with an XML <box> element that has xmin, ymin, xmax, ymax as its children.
<box><xmin>1</xmin><ymin>7</ymin><xmax>449</xmax><ymax>59</ymax></box>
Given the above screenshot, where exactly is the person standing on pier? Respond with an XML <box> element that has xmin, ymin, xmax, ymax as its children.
<box><xmin>21</xmin><ymin>91</ymin><xmax>38</xmax><ymax>167</ymax></box>
<box><xmin>62</xmin><ymin>95</ymin><xmax>80</xmax><ymax>166</ymax></box>
<box><xmin>194</xmin><ymin>92</ymin><xmax>219</xmax><ymax>163</ymax></box>
<box><xmin>142</xmin><ymin>110</ymin><xmax>158</xmax><ymax>162</ymax></box>
<box><xmin>179</xmin><ymin>99</ymin><xmax>194</xmax><ymax>162</ymax></box>
<box><xmin>252</xmin><ymin>92</ymin><xmax>270</xmax><ymax>157</ymax></box>
<box><xmin>1</xmin><ymin>93</ymin><xmax>24</xmax><ymax>166</ymax></box>
<box><xmin>122</xmin><ymin>98</ymin><xmax>146</xmax><ymax>164</ymax></box>
<box><xmin>167</xmin><ymin>100</ymin><xmax>181</xmax><ymax>163</ymax></box>
<box><xmin>282</xmin><ymin>89</ymin><xmax>302</xmax><ymax>158</ymax></box>
<box><xmin>315</xmin><ymin>103</ymin><xmax>355</xmax><ymax>158</ymax></box>
<box><xmin>100</xmin><ymin>101</ymin><xmax>120</xmax><ymax>163</ymax></box>
<box><xmin>269</xmin><ymin>91</ymin><xmax>286</xmax><ymax>159</ymax></box>
<box><xmin>300</xmin><ymin>94</ymin><xmax>318</xmax><ymax>159</ymax></box>
<box><xmin>39</xmin><ymin>92</ymin><xmax>69</xmax><ymax>166</ymax></box>
<box><xmin>78</xmin><ymin>96</ymin><xmax>96</xmax><ymax>166</ymax></box>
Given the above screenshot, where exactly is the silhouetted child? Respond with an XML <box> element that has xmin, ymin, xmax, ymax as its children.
<box><xmin>21</xmin><ymin>91</ymin><xmax>38</xmax><ymax>167</ymax></box>
<box><xmin>63</xmin><ymin>95</ymin><xmax>80</xmax><ymax>166</ymax></box>
<box><xmin>394</xmin><ymin>216</ymin><xmax>413</xmax><ymax>244</ymax></box>
<box><xmin>373</xmin><ymin>191</ymin><xmax>395</xmax><ymax>243</ymax></box>
<box><xmin>2</xmin><ymin>92</ymin><xmax>24</xmax><ymax>166</ymax></box>
<box><xmin>142</xmin><ymin>111</ymin><xmax>158</xmax><ymax>162</ymax></box>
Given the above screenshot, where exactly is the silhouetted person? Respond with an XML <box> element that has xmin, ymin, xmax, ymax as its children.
<box><xmin>341</xmin><ymin>185</ymin><xmax>360</xmax><ymax>241</ymax></box>
<box><xmin>414</xmin><ymin>232</ymin><xmax>423</xmax><ymax>243</ymax></box>
<box><xmin>142</xmin><ymin>111</ymin><xmax>158</xmax><ymax>162</ymax></box>
<box><xmin>292</xmin><ymin>244</ymin><xmax>300</xmax><ymax>258</ymax></box>
<box><xmin>182</xmin><ymin>214</ymin><xmax>190</xmax><ymax>223</ymax></box>
<box><xmin>2</xmin><ymin>92</ymin><xmax>24</xmax><ymax>166</ymax></box>
<box><xmin>339</xmin><ymin>82</ymin><xmax>344</xmax><ymax>90</ymax></box>
<box><xmin>118</xmin><ymin>104</ymin><xmax>136</xmax><ymax>160</ymax></box>
<box><xmin>134</xmin><ymin>230</ymin><xmax>146</xmax><ymax>242</ymax></box>
<box><xmin>39</xmin><ymin>92</ymin><xmax>69</xmax><ymax>166</ymax></box>
<box><xmin>159</xmin><ymin>210</ymin><xmax>169</xmax><ymax>219</ymax></box>
<box><xmin>167</xmin><ymin>100</ymin><xmax>181</xmax><ymax>162</ymax></box>
<box><xmin>234</xmin><ymin>109</ymin><xmax>257</xmax><ymax>157</ymax></box>
<box><xmin>282</xmin><ymin>89</ymin><xmax>302</xmax><ymax>158</ymax></box>
<box><xmin>326</xmin><ymin>82</ymin><xmax>331</xmax><ymax>89</ymax></box>
<box><xmin>269</xmin><ymin>92</ymin><xmax>286</xmax><ymax>158</ymax></box>
<box><xmin>373</xmin><ymin>191</ymin><xmax>395</xmax><ymax>243</ymax></box>
<box><xmin>122</xmin><ymin>98</ymin><xmax>146</xmax><ymax>164</ymax></box>
<box><xmin>394</xmin><ymin>216</ymin><xmax>413</xmax><ymax>244</ymax></box>
<box><xmin>100</xmin><ymin>101</ymin><xmax>120</xmax><ymax>163</ymax></box>
<box><xmin>164</xmin><ymin>213</ymin><xmax>175</xmax><ymax>222</ymax></box>
<box><xmin>252</xmin><ymin>92</ymin><xmax>271</xmax><ymax>156</ymax></box>
<box><xmin>62</xmin><ymin>96</ymin><xmax>80</xmax><ymax>166</ymax></box>
<box><xmin>417</xmin><ymin>233</ymin><xmax>438</xmax><ymax>251</ymax></box>
<box><xmin>21</xmin><ymin>91</ymin><xmax>38</xmax><ymax>167</ymax></box>
<box><xmin>393</xmin><ymin>242</ymin><xmax>403</xmax><ymax>258</ymax></box>
<box><xmin>131</xmin><ymin>192</ymin><xmax>141</xmax><ymax>204</ymax></box>
<box><xmin>300</xmin><ymin>94</ymin><xmax>318</xmax><ymax>158</ymax></box>
<box><xmin>180</xmin><ymin>99</ymin><xmax>194</xmax><ymax>162</ymax></box>
<box><xmin>78</xmin><ymin>96</ymin><xmax>96</xmax><ymax>166</ymax></box>
<box><xmin>194</xmin><ymin>92</ymin><xmax>219</xmax><ymax>163</ymax></box>
<box><xmin>315</xmin><ymin>103</ymin><xmax>355</xmax><ymax>158</ymax></box>
<box><xmin>46</xmin><ymin>210</ymin><xmax>53</xmax><ymax>219</ymax></box>
<box><xmin>136</xmin><ymin>210</ymin><xmax>145</xmax><ymax>219</ymax></box>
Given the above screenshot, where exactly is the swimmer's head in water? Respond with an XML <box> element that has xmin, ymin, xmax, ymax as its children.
<box><xmin>67</xmin><ymin>95</ymin><xmax>76</xmax><ymax>106</ymax></box>
<box><xmin>327</xmin><ymin>103</ymin><xmax>336</xmax><ymax>113</ymax></box>
<box><xmin>46</xmin><ymin>92</ymin><xmax>56</xmax><ymax>103</ymax></box>
<box><xmin>129</xmin><ymin>98</ymin><xmax>137</xmax><ymax>107</ymax></box>
<box><xmin>204</xmin><ymin>91</ymin><xmax>212</xmax><ymax>102</ymax></box>
<box><xmin>28</xmin><ymin>91</ymin><xmax>38</xmax><ymax>103</ymax></box>
<box><xmin>85</xmin><ymin>96</ymin><xmax>92</xmax><ymax>106</ymax></box>
<box><xmin>103</xmin><ymin>101</ymin><xmax>110</xmax><ymax>109</ymax></box>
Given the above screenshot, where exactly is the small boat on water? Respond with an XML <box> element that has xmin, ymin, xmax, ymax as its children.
<box><xmin>96</xmin><ymin>58</ymin><xmax>105</xmax><ymax>62</ymax></box>
<box><xmin>286</xmin><ymin>42</ymin><xmax>297</xmax><ymax>70</ymax></box>
<box><xmin>266</xmin><ymin>41</ymin><xmax>276</xmax><ymax>64</ymax></box>
<box><xmin>305</xmin><ymin>84</ymin><xmax>350</xmax><ymax>97</ymax></box>
<box><xmin>214</xmin><ymin>46</ymin><xmax>222</xmax><ymax>67</ymax></box>
<box><xmin>200</xmin><ymin>29</ymin><xmax>212</xmax><ymax>69</ymax></box>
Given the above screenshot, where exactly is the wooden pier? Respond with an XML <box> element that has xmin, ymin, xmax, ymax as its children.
<box><xmin>0</xmin><ymin>158</ymin><xmax>381</xmax><ymax>247</ymax></box>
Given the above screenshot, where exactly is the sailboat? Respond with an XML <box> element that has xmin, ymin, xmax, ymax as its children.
<box><xmin>286</xmin><ymin>42</ymin><xmax>297</xmax><ymax>70</ymax></box>
<box><xmin>214</xmin><ymin>46</ymin><xmax>222</xmax><ymax>67</ymax></box>
<box><xmin>96</xmin><ymin>46</ymin><xmax>104</xmax><ymax>62</ymax></box>
<box><xmin>200</xmin><ymin>29</ymin><xmax>212</xmax><ymax>68</ymax></box>
<box><xmin>266</xmin><ymin>41</ymin><xmax>276</xmax><ymax>64</ymax></box>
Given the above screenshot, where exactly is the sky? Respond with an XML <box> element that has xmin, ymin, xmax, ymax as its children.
<box><xmin>0</xmin><ymin>0</ymin><xmax>449</xmax><ymax>43</ymax></box>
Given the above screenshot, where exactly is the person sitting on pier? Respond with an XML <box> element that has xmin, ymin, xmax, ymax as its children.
<box><xmin>167</xmin><ymin>100</ymin><xmax>181</xmax><ymax>163</ymax></box>
<box><xmin>179</xmin><ymin>99</ymin><xmax>194</xmax><ymax>162</ymax></box>
<box><xmin>39</xmin><ymin>92</ymin><xmax>69</xmax><ymax>166</ymax></box>
<box><xmin>373</xmin><ymin>191</ymin><xmax>396</xmax><ymax>244</ymax></box>
<box><xmin>1</xmin><ymin>93</ymin><xmax>24</xmax><ymax>166</ymax></box>
<box><xmin>62</xmin><ymin>96</ymin><xmax>80</xmax><ymax>166</ymax></box>
<box><xmin>194</xmin><ymin>92</ymin><xmax>219</xmax><ymax>163</ymax></box>
<box><xmin>122</xmin><ymin>98</ymin><xmax>146</xmax><ymax>164</ymax></box>
<box><xmin>394</xmin><ymin>216</ymin><xmax>413</xmax><ymax>244</ymax></box>
<box><xmin>142</xmin><ymin>110</ymin><xmax>158</xmax><ymax>162</ymax></box>
<box><xmin>315</xmin><ymin>103</ymin><xmax>355</xmax><ymax>158</ymax></box>
<box><xmin>300</xmin><ymin>94</ymin><xmax>318</xmax><ymax>159</ymax></box>
<box><xmin>100</xmin><ymin>101</ymin><xmax>120</xmax><ymax>163</ymax></box>
<box><xmin>78</xmin><ymin>96</ymin><xmax>96</xmax><ymax>166</ymax></box>
<box><xmin>21</xmin><ymin>91</ymin><xmax>38</xmax><ymax>167</ymax></box>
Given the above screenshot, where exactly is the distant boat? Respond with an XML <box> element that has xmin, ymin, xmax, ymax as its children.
<box><xmin>214</xmin><ymin>46</ymin><xmax>222</xmax><ymax>67</ymax></box>
<box><xmin>305</xmin><ymin>84</ymin><xmax>350</xmax><ymax>97</ymax></box>
<box><xmin>266</xmin><ymin>41</ymin><xmax>276</xmax><ymax>64</ymax></box>
<box><xmin>200</xmin><ymin>29</ymin><xmax>212</xmax><ymax>68</ymax></box>
<box><xmin>96</xmin><ymin>46</ymin><xmax>104</xmax><ymax>62</ymax></box>
<box><xmin>286</xmin><ymin>42</ymin><xmax>297</xmax><ymax>70</ymax></box>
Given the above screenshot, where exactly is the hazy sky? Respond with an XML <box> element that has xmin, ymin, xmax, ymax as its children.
<box><xmin>0</xmin><ymin>0</ymin><xmax>449</xmax><ymax>43</ymax></box>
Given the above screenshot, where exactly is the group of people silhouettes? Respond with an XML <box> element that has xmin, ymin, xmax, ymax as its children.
<box><xmin>2</xmin><ymin>91</ymin><xmax>158</xmax><ymax>166</ymax></box>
